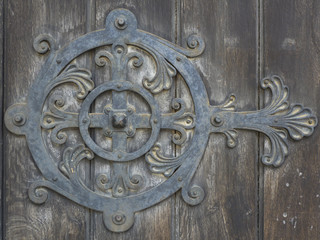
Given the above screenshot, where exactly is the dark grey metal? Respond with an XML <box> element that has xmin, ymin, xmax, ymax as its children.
<box><xmin>79</xmin><ymin>80</ymin><xmax>161</xmax><ymax>162</ymax></box>
<box><xmin>4</xmin><ymin>8</ymin><xmax>318</xmax><ymax>233</ymax></box>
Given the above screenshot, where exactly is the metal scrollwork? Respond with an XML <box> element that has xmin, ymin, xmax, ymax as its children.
<box><xmin>210</xmin><ymin>76</ymin><xmax>318</xmax><ymax>166</ymax></box>
<box><xmin>4</xmin><ymin>9</ymin><xmax>317</xmax><ymax>233</ymax></box>
<box><xmin>96</xmin><ymin>166</ymin><xmax>143</xmax><ymax>197</ymax></box>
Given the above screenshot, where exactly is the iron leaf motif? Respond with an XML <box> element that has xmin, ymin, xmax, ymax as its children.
<box><xmin>160</xmin><ymin>98</ymin><xmax>196</xmax><ymax>145</ymax></box>
<box><xmin>211</xmin><ymin>75</ymin><xmax>318</xmax><ymax>166</ymax></box>
<box><xmin>59</xmin><ymin>145</ymin><xmax>94</xmax><ymax>181</ymax></box>
<box><xmin>145</xmin><ymin>143</ymin><xmax>183</xmax><ymax>177</ymax></box>
<box><xmin>4</xmin><ymin>9</ymin><xmax>317</xmax><ymax>233</ymax></box>
<box><xmin>96</xmin><ymin>168</ymin><xmax>143</xmax><ymax>197</ymax></box>
<box><xmin>41</xmin><ymin>64</ymin><xmax>94</xmax><ymax>144</ymax></box>
<box><xmin>46</xmin><ymin>64</ymin><xmax>94</xmax><ymax>100</ymax></box>
<box><xmin>41</xmin><ymin>94</ymin><xmax>78</xmax><ymax>144</ymax></box>
<box><xmin>141</xmin><ymin>49</ymin><xmax>177</xmax><ymax>94</ymax></box>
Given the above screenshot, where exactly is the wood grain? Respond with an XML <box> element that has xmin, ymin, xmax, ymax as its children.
<box><xmin>263</xmin><ymin>0</ymin><xmax>320</xmax><ymax>239</ymax></box>
<box><xmin>2</xmin><ymin>1</ymin><xmax>320</xmax><ymax>239</ymax></box>
<box><xmin>3</xmin><ymin>1</ymin><xmax>88</xmax><ymax>239</ymax></box>
<box><xmin>0</xmin><ymin>0</ymin><xmax>3</xmax><ymax>238</ymax></box>
<box><xmin>177</xmin><ymin>0</ymin><xmax>258</xmax><ymax>239</ymax></box>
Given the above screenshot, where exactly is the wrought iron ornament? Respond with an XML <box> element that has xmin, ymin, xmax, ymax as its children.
<box><xmin>5</xmin><ymin>9</ymin><xmax>318</xmax><ymax>232</ymax></box>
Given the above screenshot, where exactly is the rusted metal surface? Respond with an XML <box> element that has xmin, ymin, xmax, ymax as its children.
<box><xmin>4</xmin><ymin>8</ymin><xmax>318</xmax><ymax>233</ymax></box>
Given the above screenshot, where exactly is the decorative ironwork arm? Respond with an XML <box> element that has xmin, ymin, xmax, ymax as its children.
<box><xmin>210</xmin><ymin>75</ymin><xmax>318</xmax><ymax>166</ymax></box>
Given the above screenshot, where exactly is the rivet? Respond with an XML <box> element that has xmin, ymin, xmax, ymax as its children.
<box><xmin>56</xmin><ymin>59</ymin><xmax>61</xmax><ymax>64</ymax></box>
<box><xmin>117</xmin><ymin>18</ymin><xmax>125</xmax><ymax>26</ymax></box>
<box><xmin>176</xmin><ymin>57</ymin><xmax>181</xmax><ymax>61</ymax></box>
<box><xmin>118</xmin><ymin>154</ymin><xmax>122</xmax><ymax>158</ymax></box>
<box><xmin>186</xmin><ymin>119</ymin><xmax>192</xmax><ymax>124</ymax></box>
<box><xmin>191</xmin><ymin>40</ymin><xmax>197</xmax><ymax>47</ymax></box>
<box><xmin>211</xmin><ymin>115</ymin><xmax>223</xmax><ymax>127</ymax></box>
<box><xmin>14</xmin><ymin>115</ymin><xmax>23</xmax><ymax>123</ymax></box>
<box><xmin>115</xmin><ymin>214</ymin><xmax>123</xmax><ymax>222</ymax></box>
<box><xmin>100</xmin><ymin>177</ymin><xmax>107</xmax><ymax>184</ymax></box>
<box><xmin>13</xmin><ymin>112</ymin><xmax>27</xmax><ymax>127</ymax></box>
<box><xmin>52</xmin><ymin>177</ymin><xmax>58</xmax><ymax>181</ymax></box>
<box><xmin>82</xmin><ymin>118</ymin><xmax>88</xmax><ymax>123</ymax></box>
<box><xmin>308</xmin><ymin>119</ymin><xmax>313</xmax><ymax>125</ymax></box>
<box><xmin>214</xmin><ymin>116</ymin><xmax>222</xmax><ymax>124</ymax></box>
<box><xmin>118</xmin><ymin>187</ymin><xmax>123</xmax><ymax>193</ymax></box>
<box><xmin>46</xmin><ymin>118</ymin><xmax>52</xmax><ymax>124</ymax></box>
<box><xmin>131</xmin><ymin>177</ymin><xmax>139</xmax><ymax>184</ymax></box>
<box><xmin>178</xmin><ymin>176</ymin><xmax>183</xmax><ymax>181</ymax></box>
<box><xmin>117</xmin><ymin>83</ymin><xmax>122</xmax><ymax>88</ymax></box>
<box><xmin>117</xmin><ymin>48</ymin><xmax>123</xmax><ymax>54</ymax></box>
<box><xmin>115</xmin><ymin>17</ymin><xmax>127</xmax><ymax>30</ymax></box>
<box><xmin>153</xmin><ymin>119</ymin><xmax>158</xmax><ymax>124</ymax></box>
<box><xmin>174</xmin><ymin>134</ymin><xmax>180</xmax><ymax>140</ymax></box>
<box><xmin>113</xmin><ymin>213</ymin><xmax>126</xmax><ymax>225</ymax></box>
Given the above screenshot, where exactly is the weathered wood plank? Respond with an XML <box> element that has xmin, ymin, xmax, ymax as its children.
<box><xmin>3</xmin><ymin>1</ymin><xmax>89</xmax><ymax>239</ymax></box>
<box><xmin>177</xmin><ymin>1</ymin><xmax>258</xmax><ymax>239</ymax></box>
<box><xmin>263</xmin><ymin>0</ymin><xmax>320</xmax><ymax>239</ymax></box>
<box><xmin>93</xmin><ymin>1</ymin><xmax>174</xmax><ymax>239</ymax></box>
<box><xmin>4</xmin><ymin>1</ymin><xmax>319</xmax><ymax>239</ymax></box>
<box><xmin>0</xmin><ymin>0</ymin><xmax>4</xmax><ymax>238</ymax></box>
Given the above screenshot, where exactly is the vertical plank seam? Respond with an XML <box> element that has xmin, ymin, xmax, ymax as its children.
<box><xmin>172</xmin><ymin>0</ymin><xmax>181</xmax><ymax>239</ymax></box>
<box><xmin>256</xmin><ymin>0</ymin><xmax>260</xmax><ymax>237</ymax></box>
<box><xmin>1</xmin><ymin>0</ymin><xmax>5</xmax><ymax>239</ymax></box>
<box><xmin>85</xmin><ymin>0</ymin><xmax>96</xmax><ymax>239</ymax></box>
<box><xmin>256</xmin><ymin>0</ymin><xmax>264</xmax><ymax>239</ymax></box>
<box><xmin>172</xmin><ymin>1</ymin><xmax>177</xmax><ymax>239</ymax></box>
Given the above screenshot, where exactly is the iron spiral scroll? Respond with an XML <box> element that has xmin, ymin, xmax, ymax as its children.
<box><xmin>4</xmin><ymin>9</ymin><xmax>317</xmax><ymax>232</ymax></box>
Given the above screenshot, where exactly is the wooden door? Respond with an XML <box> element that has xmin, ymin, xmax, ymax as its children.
<box><xmin>1</xmin><ymin>1</ymin><xmax>320</xmax><ymax>239</ymax></box>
